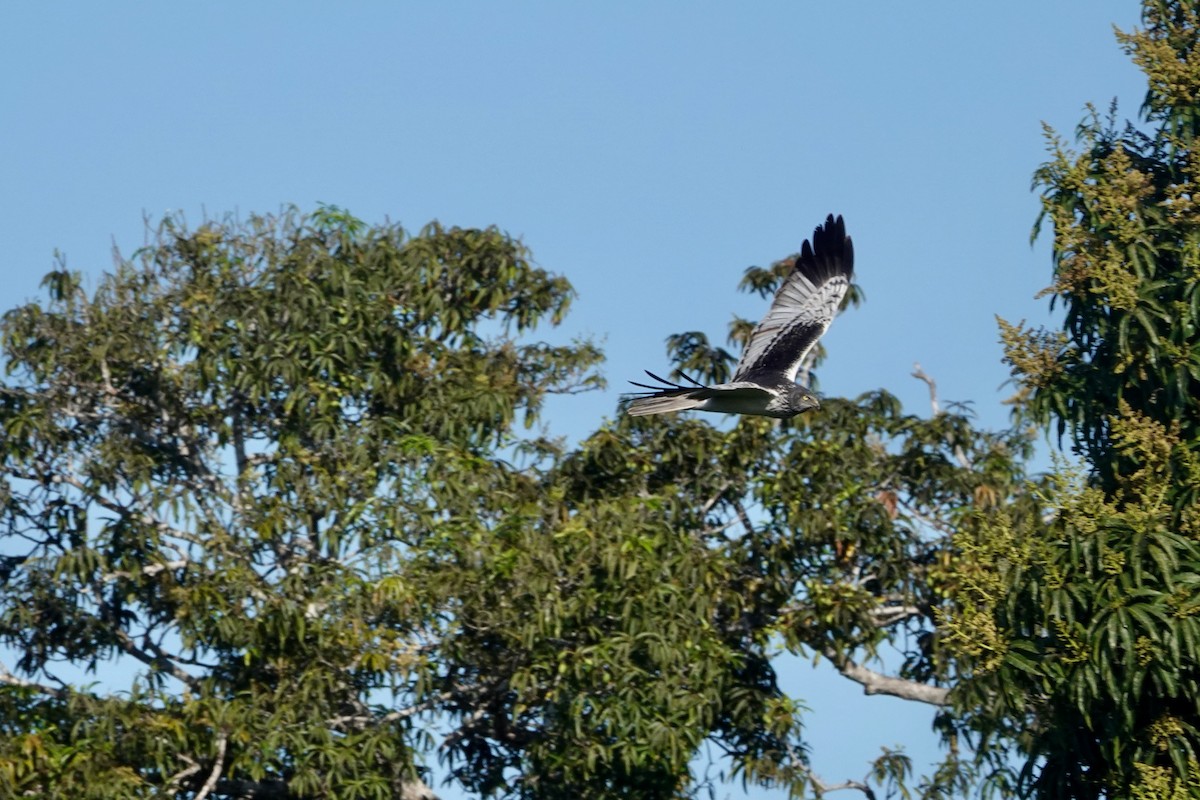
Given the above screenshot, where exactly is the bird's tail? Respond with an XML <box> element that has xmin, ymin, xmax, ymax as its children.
<box><xmin>623</xmin><ymin>370</ymin><xmax>710</xmax><ymax>416</ymax></box>
<box><xmin>625</xmin><ymin>393</ymin><xmax>706</xmax><ymax>416</ymax></box>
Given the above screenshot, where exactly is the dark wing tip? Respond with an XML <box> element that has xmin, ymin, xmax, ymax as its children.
<box><xmin>794</xmin><ymin>213</ymin><xmax>854</xmax><ymax>285</ymax></box>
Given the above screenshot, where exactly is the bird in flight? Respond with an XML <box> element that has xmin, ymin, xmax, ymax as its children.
<box><xmin>625</xmin><ymin>214</ymin><xmax>854</xmax><ymax>419</ymax></box>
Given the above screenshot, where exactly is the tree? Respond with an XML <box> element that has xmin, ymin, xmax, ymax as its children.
<box><xmin>1</xmin><ymin>204</ymin><xmax>1033</xmax><ymax>798</ymax></box>
<box><xmin>0</xmin><ymin>207</ymin><xmax>606</xmax><ymax>799</ymax></box>
<box><xmin>940</xmin><ymin>1</ymin><xmax>1200</xmax><ymax>797</ymax></box>
<box><xmin>9</xmin><ymin>6</ymin><xmax>1195</xmax><ymax>797</ymax></box>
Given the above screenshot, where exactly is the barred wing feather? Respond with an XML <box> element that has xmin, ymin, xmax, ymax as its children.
<box><xmin>623</xmin><ymin>214</ymin><xmax>855</xmax><ymax>419</ymax></box>
<box><xmin>732</xmin><ymin>214</ymin><xmax>854</xmax><ymax>383</ymax></box>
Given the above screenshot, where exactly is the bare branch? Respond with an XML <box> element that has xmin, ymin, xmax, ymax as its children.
<box><xmin>98</xmin><ymin>355</ymin><xmax>118</xmax><ymax>397</ymax></box>
<box><xmin>327</xmin><ymin>690</ymin><xmax>454</xmax><ymax>731</ymax></box>
<box><xmin>699</xmin><ymin>480</ymin><xmax>731</xmax><ymax>518</ymax></box>
<box><xmin>544</xmin><ymin>384</ymin><xmax>600</xmax><ymax>396</ymax></box>
<box><xmin>399</xmin><ymin>779</ymin><xmax>440</xmax><ymax>800</ymax></box>
<box><xmin>811</xmin><ymin>776</ymin><xmax>878</xmax><ymax>799</ymax></box>
<box><xmin>211</xmin><ymin>774</ymin><xmax>438</xmax><ymax>800</ymax></box>
<box><xmin>809</xmin><ymin>771</ymin><xmax>878</xmax><ymax>800</ymax></box>
<box><xmin>897</xmin><ymin>495</ymin><xmax>956</xmax><ymax>536</ymax></box>
<box><xmin>731</xmin><ymin>498</ymin><xmax>755</xmax><ymax>537</ymax></box>
<box><xmin>104</xmin><ymin>559</ymin><xmax>190</xmax><ymax>582</ymax></box>
<box><xmin>0</xmin><ymin>661</ymin><xmax>66</xmax><ymax>699</ymax></box>
<box><xmin>697</xmin><ymin>519</ymin><xmax>739</xmax><ymax>538</ymax></box>
<box><xmin>867</xmin><ymin>604</ymin><xmax>923</xmax><ymax>628</ymax></box>
<box><xmin>66</xmin><ymin>575</ymin><xmax>202</xmax><ymax>691</ymax></box>
<box><xmin>911</xmin><ymin>362</ymin><xmax>941</xmax><ymax>416</ymax></box>
<box><xmin>9</xmin><ymin>465</ymin><xmax>129</xmax><ymax>517</ymax></box>
<box><xmin>193</xmin><ymin>732</ymin><xmax>227</xmax><ymax>800</ymax></box>
<box><xmin>232</xmin><ymin>401</ymin><xmax>248</xmax><ymax>479</ymax></box>
<box><xmin>104</xmin><ymin>623</ymin><xmax>202</xmax><ymax>691</ymax></box>
<box><xmin>166</xmin><ymin>754</ymin><xmax>202</xmax><ymax>797</ymax></box>
<box><xmin>911</xmin><ymin>363</ymin><xmax>970</xmax><ymax>468</ymax></box>
<box><xmin>823</xmin><ymin>646</ymin><xmax>949</xmax><ymax>706</ymax></box>
<box><xmin>442</xmin><ymin>705</ymin><xmax>490</xmax><ymax>750</ymax></box>
<box><xmin>787</xmin><ymin>741</ymin><xmax>878</xmax><ymax>800</ymax></box>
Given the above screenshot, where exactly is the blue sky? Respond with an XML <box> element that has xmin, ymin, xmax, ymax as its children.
<box><xmin>1</xmin><ymin>3</ymin><xmax>1150</xmax><ymax>797</ymax></box>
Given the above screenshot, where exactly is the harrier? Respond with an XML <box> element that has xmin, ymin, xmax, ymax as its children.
<box><xmin>626</xmin><ymin>214</ymin><xmax>854</xmax><ymax>419</ymax></box>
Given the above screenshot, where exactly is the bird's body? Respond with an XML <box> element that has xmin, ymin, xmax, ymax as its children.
<box><xmin>625</xmin><ymin>214</ymin><xmax>854</xmax><ymax>419</ymax></box>
<box><xmin>624</xmin><ymin>373</ymin><xmax>817</xmax><ymax>419</ymax></box>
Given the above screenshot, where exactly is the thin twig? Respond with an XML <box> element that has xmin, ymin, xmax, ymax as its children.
<box><xmin>896</xmin><ymin>495</ymin><xmax>956</xmax><ymax>536</ymax></box>
<box><xmin>328</xmin><ymin>690</ymin><xmax>455</xmax><ymax>730</ymax></box>
<box><xmin>85</xmin><ymin>604</ymin><xmax>203</xmax><ymax>691</ymax></box>
<box><xmin>786</xmin><ymin>740</ymin><xmax>878</xmax><ymax>800</ymax></box>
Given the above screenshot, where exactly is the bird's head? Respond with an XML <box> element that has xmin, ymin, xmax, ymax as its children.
<box><xmin>788</xmin><ymin>385</ymin><xmax>821</xmax><ymax>415</ymax></box>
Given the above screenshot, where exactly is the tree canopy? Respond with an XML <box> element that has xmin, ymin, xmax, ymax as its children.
<box><xmin>4</xmin><ymin>3</ymin><xmax>1200</xmax><ymax>799</ymax></box>
<box><xmin>955</xmin><ymin>2</ymin><xmax>1200</xmax><ymax>796</ymax></box>
<box><xmin>2</xmin><ymin>203</ymin><xmax>1022</xmax><ymax>799</ymax></box>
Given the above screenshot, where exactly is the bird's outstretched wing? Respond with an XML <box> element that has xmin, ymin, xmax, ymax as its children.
<box><xmin>732</xmin><ymin>214</ymin><xmax>854</xmax><ymax>383</ymax></box>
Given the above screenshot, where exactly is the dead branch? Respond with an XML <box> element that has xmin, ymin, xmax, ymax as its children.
<box><xmin>911</xmin><ymin>363</ymin><xmax>970</xmax><ymax>468</ymax></box>
<box><xmin>911</xmin><ymin>362</ymin><xmax>941</xmax><ymax>416</ymax></box>
<box><xmin>193</xmin><ymin>732</ymin><xmax>227</xmax><ymax>800</ymax></box>
<box><xmin>822</xmin><ymin>646</ymin><xmax>949</xmax><ymax>706</ymax></box>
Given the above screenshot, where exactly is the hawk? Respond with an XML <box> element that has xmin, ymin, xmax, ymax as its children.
<box><xmin>626</xmin><ymin>214</ymin><xmax>854</xmax><ymax>419</ymax></box>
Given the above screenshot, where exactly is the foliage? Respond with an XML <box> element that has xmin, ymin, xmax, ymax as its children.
<box><xmin>10</xmin><ymin>7</ymin><xmax>1198</xmax><ymax>798</ymax></box>
<box><xmin>0</xmin><ymin>203</ymin><xmax>1037</xmax><ymax>799</ymax></box>
<box><xmin>945</xmin><ymin>2</ymin><xmax>1200</xmax><ymax>797</ymax></box>
<box><xmin>0</xmin><ymin>206</ymin><xmax>604</xmax><ymax>799</ymax></box>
